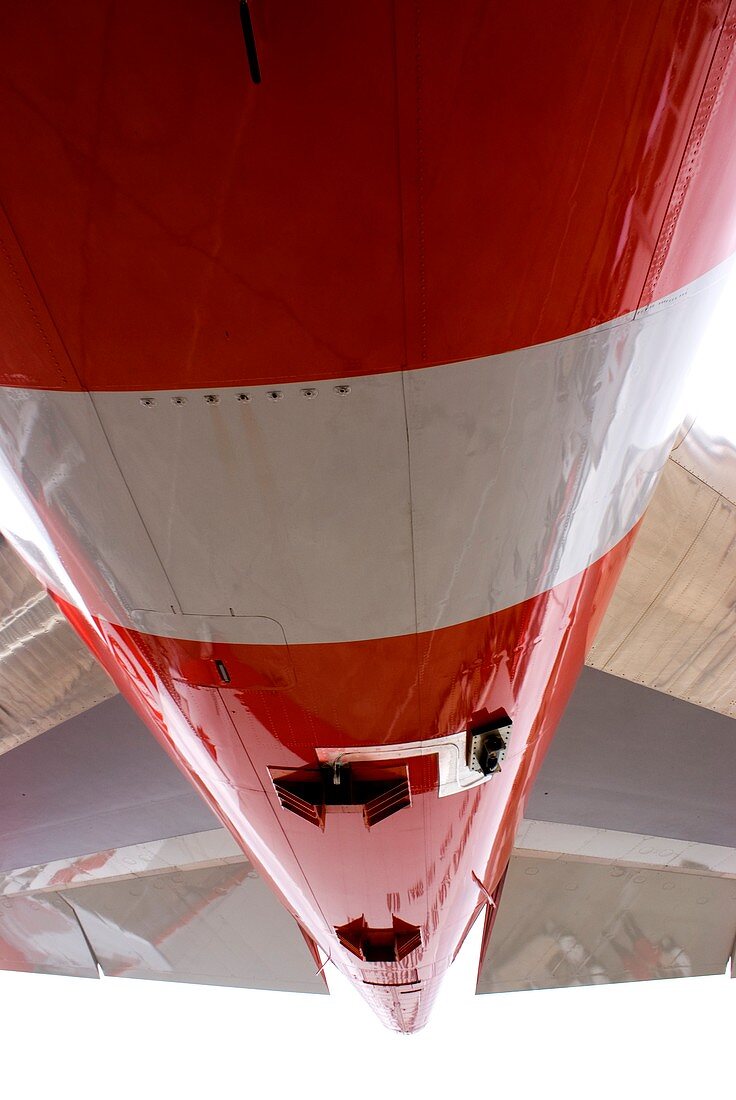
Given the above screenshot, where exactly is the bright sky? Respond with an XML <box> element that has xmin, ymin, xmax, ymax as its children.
<box><xmin>1</xmin><ymin>915</ymin><xmax>733</xmax><ymax>1099</ymax></box>
<box><xmin>684</xmin><ymin>262</ymin><xmax>736</xmax><ymax>441</ymax></box>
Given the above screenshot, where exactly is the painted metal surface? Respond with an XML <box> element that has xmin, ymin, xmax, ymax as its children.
<box><xmin>477</xmin><ymin>851</ymin><xmax>736</xmax><ymax>994</ymax></box>
<box><xmin>0</xmin><ymin>694</ymin><xmax>220</xmax><ymax>873</ymax></box>
<box><xmin>0</xmin><ymin>893</ymin><xmax>98</xmax><ymax>978</ymax></box>
<box><xmin>527</xmin><ymin>666</ymin><xmax>736</xmax><ymax>848</ymax></box>
<box><xmin>0</xmin><ymin>537</ymin><xmax>114</xmax><ymax>754</ymax></box>
<box><xmin>53</xmin><ymin>528</ymin><xmax>636</xmax><ymax>1031</ymax></box>
<box><xmin>2</xmin><ymin>2</ymin><xmax>736</xmax><ymax>1030</ymax></box>
<box><xmin>68</xmin><ymin>864</ymin><xmax>327</xmax><ymax>993</ymax></box>
<box><xmin>515</xmin><ymin>820</ymin><xmax>736</xmax><ymax>878</ymax></box>
<box><xmin>674</xmin><ymin>418</ymin><xmax>736</xmax><ymax>505</ymax></box>
<box><xmin>315</xmin><ymin>723</ymin><xmax>512</xmax><ymax>800</ymax></box>
<box><xmin>0</xmin><ymin>260</ymin><xmax>725</xmax><ymax>644</ymax></box>
<box><xmin>0</xmin><ymin>855</ymin><xmax>327</xmax><ymax>994</ymax></box>
<box><xmin>0</xmin><ymin>829</ymin><xmax>240</xmax><ymax>898</ymax></box>
<box><xmin>588</xmin><ymin>456</ymin><xmax>736</xmax><ymax>717</ymax></box>
<box><xmin>1</xmin><ymin>2</ymin><xmax>734</xmax><ymax>390</ymax></box>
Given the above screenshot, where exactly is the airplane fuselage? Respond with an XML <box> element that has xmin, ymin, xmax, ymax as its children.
<box><xmin>2</xmin><ymin>1</ymin><xmax>736</xmax><ymax>1029</ymax></box>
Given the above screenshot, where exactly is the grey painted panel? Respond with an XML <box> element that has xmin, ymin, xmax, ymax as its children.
<box><xmin>0</xmin><ymin>695</ymin><xmax>219</xmax><ymax>871</ymax></box>
<box><xmin>67</xmin><ymin>863</ymin><xmax>326</xmax><ymax>994</ymax></box>
<box><xmin>0</xmin><ymin>536</ymin><xmax>116</xmax><ymax>755</ymax></box>
<box><xmin>477</xmin><ymin>853</ymin><xmax>736</xmax><ymax>994</ymax></box>
<box><xmin>527</xmin><ymin>666</ymin><xmax>736</xmax><ymax>847</ymax></box>
<box><xmin>0</xmin><ymin>892</ymin><xmax>98</xmax><ymax>978</ymax></box>
<box><xmin>0</xmin><ymin>861</ymin><xmax>326</xmax><ymax>993</ymax></box>
<box><xmin>587</xmin><ymin>457</ymin><xmax>736</xmax><ymax>720</ymax></box>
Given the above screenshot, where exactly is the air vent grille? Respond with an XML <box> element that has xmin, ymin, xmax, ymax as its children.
<box><xmin>270</xmin><ymin>763</ymin><xmax>411</xmax><ymax>829</ymax></box>
<box><xmin>335</xmin><ymin>915</ymin><xmax>423</xmax><ymax>963</ymax></box>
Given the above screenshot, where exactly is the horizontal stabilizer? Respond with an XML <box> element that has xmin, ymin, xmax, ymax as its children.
<box><xmin>588</xmin><ymin>449</ymin><xmax>736</xmax><ymax>720</ymax></box>
<box><xmin>0</xmin><ymin>831</ymin><xmax>327</xmax><ymax>995</ymax></box>
<box><xmin>0</xmin><ymin>538</ymin><xmax>115</xmax><ymax>755</ymax></box>
<box><xmin>477</xmin><ymin>844</ymin><xmax>736</xmax><ymax>994</ymax></box>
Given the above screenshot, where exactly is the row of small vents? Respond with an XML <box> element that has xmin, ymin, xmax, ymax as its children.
<box><xmin>139</xmin><ymin>384</ymin><xmax>351</xmax><ymax>409</ymax></box>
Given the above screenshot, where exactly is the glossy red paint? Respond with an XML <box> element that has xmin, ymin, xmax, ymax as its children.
<box><xmin>3</xmin><ymin>1</ymin><xmax>736</xmax><ymax>1033</ymax></box>
<box><xmin>0</xmin><ymin>1</ymin><xmax>735</xmax><ymax>391</ymax></box>
<box><xmin>52</xmin><ymin>526</ymin><xmax>635</xmax><ymax>1030</ymax></box>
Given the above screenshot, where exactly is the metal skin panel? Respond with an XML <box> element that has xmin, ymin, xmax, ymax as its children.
<box><xmin>55</xmin><ymin>526</ymin><xmax>637</xmax><ymax>1032</ymax></box>
<box><xmin>674</xmin><ymin>420</ymin><xmax>736</xmax><ymax>507</ymax></box>
<box><xmin>0</xmin><ymin>2</ymin><xmax>732</xmax><ymax>390</ymax></box>
<box><xmin>0</xmin><ymin>893</ymin><xmax>97</xmax><ymax>978</ymax></box>
<box><xmin>401</xmin><ymin>270</ymin><xmax>727</xmax><ymax>637</ymax></box>
<box><xmin>515</xmin><ymin>821</ymin><xmax>736</xmax><ymax>878</ymax></box>
<box><xmin>2</xmin><ymin>3</ymin><xmax>736</xmax><ymax>1030</ymax></box>
<box><xmin>0</xmin><ymin>839</ymin><xmax>326</xmax><ymax>994</ymax></box>
<box><xmin>0</xmin><ymin>829</ymin><xmax>241</xmax><ymax>898</ymax></box>
<box><xmin>66</xmin><ymin>864</ymin><xmax>327</xmax><ymax>994</ymax></box>
<box><xmin>91</xmin><ymin>374</ymin><xmax>416</xmax><ymax>636</ymax></box>
<box><xmin>476</xmin><ymin>853</ymin><xmax>736</xmax><ymax>995</ymax></box>
<box><xmin>527</xmin><ymin>667</ymin><xmax>736</xmax><ymax>848</ymax></box>
<box><xmin>588</xmin><ymin>453</ymin><xmax>736</xmax><ymax>718</ymax></box>
<box><xmin>0</xmin><ymin>538</ymin><xmax>115</xmax><ymax>753</ymax></box>
<box><xmin>0</xmin><ymin>694</ymin><xmax>220</xmax><ymax>873</ymax></box>
<box><xmin>0</xmin><ymin>265</ymin><xmax>723</xmax><ymax>644</ymax></box>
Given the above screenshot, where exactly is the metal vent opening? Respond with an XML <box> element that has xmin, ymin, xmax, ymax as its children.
<box><xmin>270</xmin><ymin>763</ymin><xmax>411</xmax><ymax>830</ymax></box>
<box><xmin>335</xmin><ymin>915</ymin><xmax>422</xmax><ymax>963</ymax></box>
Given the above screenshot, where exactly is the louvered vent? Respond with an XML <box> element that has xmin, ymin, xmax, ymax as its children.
<box><xmin>270</xmin><ymin>763</ymin><xmax>411</xmax><ymax>830</ymax></box>
<box><xmin>335</xmin><ymin>915</ymin><xmax>422</xmax><ymax>962</ymax></box>
<box><xmin>270</xmin><ymin>778</ymin><xmax>326</xmax><ymax>828</ymax></box>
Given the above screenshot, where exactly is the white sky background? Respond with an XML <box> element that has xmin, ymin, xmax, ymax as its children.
<box><xmin>3</xmin><ymin>268</ymin><xmax>736</xmax><ymax>1098</ymax></box>
<box><xmin>683</xmin><ymin>260</ymin><xmax>736</xmax><ymax>439</ymax></box>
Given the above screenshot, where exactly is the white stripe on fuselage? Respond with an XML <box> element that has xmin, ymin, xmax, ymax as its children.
<box><xmin>0</xmin><ymin>258</ymin><xmax>731</xmax><ymax>645</ymax></box>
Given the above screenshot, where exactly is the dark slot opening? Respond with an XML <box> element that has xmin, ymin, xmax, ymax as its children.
<box><xmin>335</xmin><ymin>916</ymin><xmax>422</xmax><ymax>963</ymax></box>
<box><xmin>215</xmin><ymin>659</ymin><xmax>231</xmax><ymax>684</ymax></box>
<box><xmin>239</xmin><ymin>1</ymin><xmax>262</xmax><ymax>84</ymax></box>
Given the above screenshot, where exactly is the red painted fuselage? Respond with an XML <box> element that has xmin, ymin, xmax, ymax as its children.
<box><xmin>2</xmin><ymin>2</ymin><xmax>736</xmax><ymax>1030</ymax></box>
